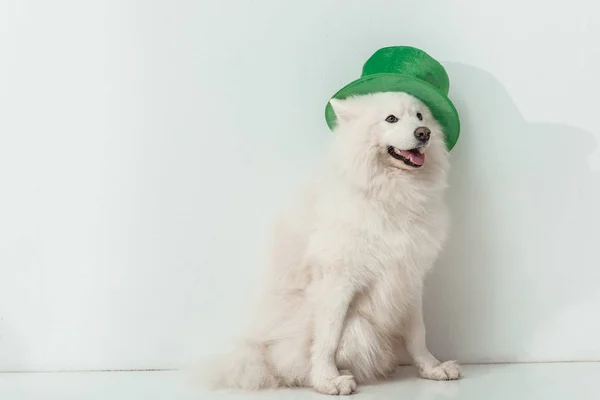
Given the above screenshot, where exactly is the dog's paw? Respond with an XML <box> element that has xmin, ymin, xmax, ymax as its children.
<box><xmin>419</xmin><ymin>360</ymin><xmax>462</xmax><ymax>381</ymax></box>
<box><xmin>313</xmin><ymin>373</ymin><xmax>357</xmax><ymax>395</ymax></box>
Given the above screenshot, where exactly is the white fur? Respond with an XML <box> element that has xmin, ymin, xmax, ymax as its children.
<box><xmin>206</xmin><ymin>92</ymin><xmax>462</xmax><ymax>395</ymax></box>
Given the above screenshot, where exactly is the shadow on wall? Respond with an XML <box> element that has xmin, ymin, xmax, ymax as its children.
<box><xmin>423</xmin><ymin>63</ymin><xmax>600</xmax><ymax>364</ymax></box>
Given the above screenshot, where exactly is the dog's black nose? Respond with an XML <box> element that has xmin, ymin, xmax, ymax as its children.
<box><xmin>414</xmin><ymin>126</ymin><xmax>431</xmax><ymax>142</ymax></box>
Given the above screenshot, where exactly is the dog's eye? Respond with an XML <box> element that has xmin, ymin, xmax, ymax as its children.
<box><xmin>416</xmin><ymin>112</ymin><xmax>423</xmax><ymax>121</ymax></box>
<box><xmin>385</xmin><ymin>115</ymin><xmax>398</xmax><ymax>123</ymax></box>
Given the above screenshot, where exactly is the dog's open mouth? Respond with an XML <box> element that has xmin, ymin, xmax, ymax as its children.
<box><xmin>387</xmin><ymin>146</ymin><xmax>425</xmax><ymax>168</ymax></box>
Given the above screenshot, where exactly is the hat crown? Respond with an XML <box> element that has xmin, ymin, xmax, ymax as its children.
<box><xmin>361</xmin><ymin>46</ymin><xmax>450</xmax><ymax>95</ymax></box>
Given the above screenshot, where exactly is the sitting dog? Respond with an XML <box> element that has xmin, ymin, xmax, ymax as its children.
<box><xmin>207</xmin><ymin>91</ymin><xmax>461</xmax><ymax>395</ymax></box>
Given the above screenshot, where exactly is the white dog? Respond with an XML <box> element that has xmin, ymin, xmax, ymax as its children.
<box><xmin>207</xmin><ymin>91</ymin><xmax>461</xmax><ymax>395</ymax></box>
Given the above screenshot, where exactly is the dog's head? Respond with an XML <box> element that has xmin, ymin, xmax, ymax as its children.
<box><xmin>330</xmin><ymin>92</ymin><xmax>448</xmax><ymax>193</ymax></box>
<box><xmin>329</xmin><ymin>92</ymin><xmax>448</xmax><ymax>174</ymax></box>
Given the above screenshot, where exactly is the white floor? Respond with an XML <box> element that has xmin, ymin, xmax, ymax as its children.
<box><xmin>0</xmin><ymin>363</ymin><xmax>596</xmax><ymax>400</ymax></box>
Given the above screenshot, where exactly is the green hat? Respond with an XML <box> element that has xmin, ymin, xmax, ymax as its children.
<box><xmin>325</xmin><ymin>46</ymin><xmax>460</xmax><ymax>151</ymax></box>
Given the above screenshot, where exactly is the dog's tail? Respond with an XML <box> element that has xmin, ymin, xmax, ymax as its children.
<box><xmin>199</xmin><ymin>340</ymin><xmax>280</xmax><ymax>391</ymax></box>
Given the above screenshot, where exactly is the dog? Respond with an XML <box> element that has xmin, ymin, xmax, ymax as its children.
<box><xmin>206</xmin><ymin>91</ymin><xmax>461</xmax><ymax>395</ymax></box>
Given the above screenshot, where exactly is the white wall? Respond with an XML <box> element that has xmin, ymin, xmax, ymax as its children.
<box><xmin>1</xmin><ymin>0</ymin><xmax>599</xmax><ymax>371</ymax></box>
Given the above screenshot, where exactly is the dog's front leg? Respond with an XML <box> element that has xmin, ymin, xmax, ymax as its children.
<box><xmin>309</xmin><ymin>274</ymin><xmax>357</xmax><ymax>395</ymax></box>
<box><xmin>403</xmin><ymin>295</ymin><xmax>462</xmax><ymax>380</ymax></box>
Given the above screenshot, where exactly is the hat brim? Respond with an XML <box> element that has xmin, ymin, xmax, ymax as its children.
<box><xmin>325</xmin><ymin>73</ymin><xmax>460</xmax><ymax>151</ymax></box>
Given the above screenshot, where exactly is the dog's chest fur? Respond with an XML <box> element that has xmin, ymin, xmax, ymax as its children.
<box><xmin>306</xmin><ymin>177</ymin><xmax>449</xmax><ymax>333</ymax></box>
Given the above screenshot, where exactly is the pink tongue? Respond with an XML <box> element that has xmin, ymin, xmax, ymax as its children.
<box><xmin>399</xmin><ymin>150</ymin><xmax>425</xmax><ymax>166</ymax></box>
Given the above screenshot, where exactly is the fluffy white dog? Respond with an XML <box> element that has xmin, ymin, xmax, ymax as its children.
<box><xmin>208</xmin><ymin>91</ymin><xmax>461</xmax><ymax>395</ymax></box>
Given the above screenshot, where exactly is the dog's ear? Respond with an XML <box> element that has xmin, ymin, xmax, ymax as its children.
<box><xmin>329</xmin><ymin>98</ymin><xmax>356</xmax><ymax>123</ymax></box>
